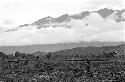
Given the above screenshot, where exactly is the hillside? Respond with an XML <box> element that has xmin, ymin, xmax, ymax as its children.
<box><xmin>0</xmin><ymin>42</ymin><xmax>124</xmax><ymax>54</ymax></box>
<box><xmin>35</xmin><ymin>44</ymin><xmax>125</xmax><ymax>61</ymax></box>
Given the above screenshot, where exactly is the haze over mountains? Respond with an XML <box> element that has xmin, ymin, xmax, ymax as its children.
<box><xmin>0</xmin><ymin>8</ymin><xmax>124</xmax><ymax>46</ymax></box>
<box><xmin>0</xmin><ymin>8</ymin><xmax>125</xmax><ymax>53</ymax></box>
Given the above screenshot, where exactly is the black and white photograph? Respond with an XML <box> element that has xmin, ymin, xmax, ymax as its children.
<box><xmin>0</xmin><ymin>0</ymin><xmax>125</xmax><ymax>81</ymax></box>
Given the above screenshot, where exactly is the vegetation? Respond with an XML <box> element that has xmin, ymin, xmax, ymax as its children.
<box><xmin>0</xmin><ymin>44</ymin><xmax>125</xmax><ymax>82</ymax></box>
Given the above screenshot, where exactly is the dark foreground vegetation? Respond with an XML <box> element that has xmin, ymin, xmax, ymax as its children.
<box><xmin>0</xmin><ymin>44</ymin><xmax>125</xmax><ymax>82</ymax></box>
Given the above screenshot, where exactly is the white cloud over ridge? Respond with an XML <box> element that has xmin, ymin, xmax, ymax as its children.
<box><xmin>0</xmin><ymin>13</ymin><xmax>124</xmax><ymax>46</ymax></box>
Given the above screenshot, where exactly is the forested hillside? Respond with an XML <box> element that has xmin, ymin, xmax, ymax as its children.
<box><xmin>37</xmin><ymin>44</ymin><xmax>125</xmax><ymax>60</ymax></box>
<box><xmin>0</xmin><ymin>44</ymin><xmax>124</xmax><ymax>82</ymax></box>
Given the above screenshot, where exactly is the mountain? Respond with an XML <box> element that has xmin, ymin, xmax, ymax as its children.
<box><xmin>5</xmin><ymin>8</ymin><xmax>124</xmax><ymax>30</ymax></box>
<box><xmin>50</xmin><ymin>44</ymin><xmax>125</xmax><ymax>57</ymax></box>
<box><xmin>0</xmin><ymin>42</ymin><xmax>124</xmax><ymax>54</ymax></box>
<box><xmin>30</xmin><ymin>8</ymin><xmax>125</xmax><ymax>29</ymax></box>
<box><xmin>0</xmin><ymin>8</ymin><xmax>124</xmax><ymax>46</ymax></box>
<box><xmin>34</xmin><ymin>44</ymin><xmax>125</xmax><ymax>61</ymax></box>
<box><xmin>96</xmin><ymin>8</ymin><xmax>115</xmax><ymax>18</ymax></box>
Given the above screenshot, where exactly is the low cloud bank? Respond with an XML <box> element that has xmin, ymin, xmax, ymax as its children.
<box><xmin>0</xmin><ymin>13</ymin><xmax>124</xmax><ymax>46</ymax></box>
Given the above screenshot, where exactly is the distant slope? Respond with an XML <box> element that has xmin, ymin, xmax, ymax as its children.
<box><xmin>51</xmin><ymin>44</ymin><xmax>125</xmax><ymax>56</ymax></box>
<box><xmin>40</xmin><ymin>44</ymin><xmax>125</xmax><ymax>61</ymax></box>
<box><xmin>0</xmin><ymin>42</ymin><xmax>124</xmax><ymax>54</ymax></box>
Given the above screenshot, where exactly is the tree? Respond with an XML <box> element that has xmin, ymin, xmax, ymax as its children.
<box><xmin>45</xmin><ymin>53</ymin><xmax>52</xmax><ymax>60</ymax></box>
<box><xmin>15</xmin><ymin>51</ymin><xmax>20</xmax><ymax>58</ymax></box>
<box><xmin>0</xmin><ymin>52</ymin><xmax>6</xmax><ymax>57</ymax></box>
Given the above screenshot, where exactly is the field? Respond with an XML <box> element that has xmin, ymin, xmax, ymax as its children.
<box><xmin>0</xmin><ymin>44</ymin><xmax>124</xmax><ymax>82</ymax></box>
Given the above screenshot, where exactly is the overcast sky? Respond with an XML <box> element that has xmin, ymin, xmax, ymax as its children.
<box><xmin>0</xmin><ymin>0</ymin><xmax>124</xmax><ymax>28</ymax></box>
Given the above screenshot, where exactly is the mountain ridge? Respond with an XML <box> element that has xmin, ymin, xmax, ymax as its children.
<box><xmin>0</xmin><ymin>42</ymin><xmax>124</xmax><ymax>54</ymax></box>
<box><xmin>4</xmin><ymin>8</ymin><xmax>125</xmax><ymax>32</ymax></box>
<box><xmin>16</xmin><ymin>8</ymin><xmax>125</xmax><ymax>28</ymax></box>
<box><xmin>1</xmin><ymin>8</ymin><xmax>124</xmax><ymax>46</ymax></box>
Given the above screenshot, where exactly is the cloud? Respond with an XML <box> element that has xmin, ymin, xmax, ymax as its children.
<box><xmin>0</xmin><ymin>0</ymin><xmax>124</xmax><ymax>28</ymax></box>
<box><xmin>122</xmin><ymin>12</ymin><xmax>125</xmax><ymax>19</ymax></box>
<box><xmin>0</xmin><ymin>0</ymin><xmax>86</xmax><ymax>28</ymax></box>
<box><xmin>83</xmin><ymin>0</ymin><xmax>124</xmax><ymax>10</ymax></box>
<box><xmin>0</xmin><ymin>26</ymin><xmax>77</xmax><ymax>46</ymax></box>
<box><xmin>0</xmin><ymin>13</ymin><xmax>124</xmax><ymax>46</ymax></box>
<box><xmin>2</xmin><ymin>19</ymin><xmax>14</xmax><ymax>25</ymax></box>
